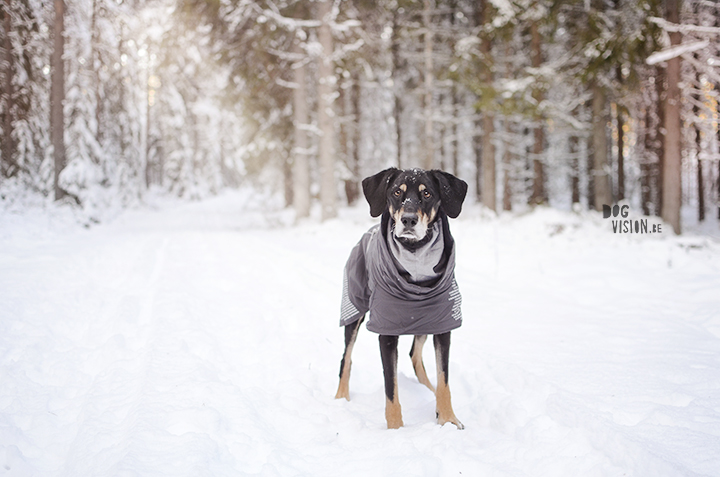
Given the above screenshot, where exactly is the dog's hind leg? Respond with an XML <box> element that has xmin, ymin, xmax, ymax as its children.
<box><xmin>433</xmin><ymin>332</ymin><xmax>464</xmax><ymax>429</ymax></box>
<box><xmin>379</xmin><ymin>334</ymin><xmax>403</xmax><ymax>429</ymax></box>
<box><xmin>410</xmin><ymin>335</ymin><xmax>435</xmax><ymax>393</ymax></box>
<box><xmin>335</xmin><ymin>316</ymin><xmax>365</xmax><ymax>400</ymax></box>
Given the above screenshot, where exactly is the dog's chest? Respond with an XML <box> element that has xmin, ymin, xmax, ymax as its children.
<box><xmin>387</xmin><ymin>221</ymin><xmax>444</xmax><ymax>284</ymax></box>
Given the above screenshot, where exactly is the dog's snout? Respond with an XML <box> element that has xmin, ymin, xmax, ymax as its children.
<box><xmin>401</xmin><ymin>213</ymin><xmax>418</xmax><ymax>228</ymax></box>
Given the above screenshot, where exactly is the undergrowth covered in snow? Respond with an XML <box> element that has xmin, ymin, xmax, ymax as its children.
<box><xmin>1</xmin><ymin>190</ymin><xmax>719</xmax><ymax>476</ymax></box>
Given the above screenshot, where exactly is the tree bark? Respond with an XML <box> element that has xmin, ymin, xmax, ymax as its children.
<box><xmin>655</xmin><ymin>65</ymin><xmax>665</xmax><ymax>217</ymax></box>
<box><xmin>345</xmin><ymin>73</ymin><xmax>361</xmax><ymax>205</ymax></box>
<box><xmin>478</xmin><ymin>0</ymin><xmax>495</xmax><ymax>211</ymax></box>
<box><xmin>616</xmin><ymin>103</ymin><xmax>625</xmax><ymax>201</ymax></box>
<box><xmin>1</xmin><ymin>3</ymin><xmax>15</xmax><ymax>177</ymax></box>
<box><xmin>292</xmin><ymin>37</ymin><xmax>310</xmax><ymax>218</ymax></box>
<box><xmin>52</xmin><ymin>0</ymin><xmax>67</xmax><ymax>201</ymax></box>
<box><xmin>422</xmin><ymin>0</ymin><xmax>434</xmax><ymax>170</ymax></box>
<box><xmin>451</xmin><ymin>86</ymin><xmax>459</xmax><ymax>176</ymax></box>
<box><xmin>570</xmin><ymin>134</ymin><xmax>580</xmax><ymax>205</ymax></box>
<box><xmin>662</xmin><ymin>0</ymin><xmax>682</xmax><ymax>234</ymax></box>
<box><xmin>694</xmin><ymin>95</ymin><xmax>704</xmax><ymax>222</ymax></box>
<box><xmin>529</xmin><ymin>20</ymin><xmax>546</xmax><ymax>205</ymax></box>
<box><xmin>391</xmin><ymin>10</ymin><xmax>403</xmax><ymax>169</ymax></box>
<box><xmin>474</xmin><ymin>119</ymin><xmax>482</xmax><ymax>201</ymax></box>
<box><xmin>503</xmin><ymin>120</ymin><xmax>513</xmax><ymax>211</ymax></box>
<box><xmin>482</xmin><ymin>115</ymin><xmax>496</xmax><ymax>211</ymax></box>
<box><xmin>587</xmin><ymin>132</ymin><xmax>595</xmax><ymax>210</ymax></box>
<box><xmin>641</xmin><ymin>101</ymin><xmax>652</xmax><ymax>216</ymax></box>
<box><xmin>317</xmin><ymin>0</ymin><xmax>336</xmax><ymax>220</ymax></box>
<box><xmin>592</xmin><ymin>84</ymin><xmax>611</xmax><ymax>210</ymax></box>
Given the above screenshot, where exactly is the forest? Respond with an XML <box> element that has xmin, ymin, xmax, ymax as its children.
<box><xmin>1</xmin><ymin>0</ymin><xmax>719</xmax><ymax>233</ymax></box>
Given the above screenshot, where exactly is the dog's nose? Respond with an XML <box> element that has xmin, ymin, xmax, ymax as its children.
<box><xmin>401</xmin><ymin>213</ymin><xmax>418</xmax><ymax>228</ymax></box>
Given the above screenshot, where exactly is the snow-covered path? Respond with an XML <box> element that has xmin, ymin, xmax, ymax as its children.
<box><xmin>2</xmin><ymin>192</ymin><xmax>720</xmax><ymax>476</ymax></box>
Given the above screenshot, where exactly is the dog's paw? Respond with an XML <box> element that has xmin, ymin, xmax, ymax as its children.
<box><xmin>335</xmin><ymin>390</ymin><xmax>350</xmax><ymax>401</ymax></box>
<box><xmin>437</xmin><ymin>412</ymin><xmax>464</xmax><ymax>430</ymax></box>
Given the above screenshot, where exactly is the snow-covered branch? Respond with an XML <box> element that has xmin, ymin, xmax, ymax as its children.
<box><xmin>646</xmin><ymin>40</ymin><xmax>710</xmax><ymax>65</ymax></box>
<box><xmin>649</xmin><ymin>16</ymin><xmax>720</xmax><ymax>35</ymax></box>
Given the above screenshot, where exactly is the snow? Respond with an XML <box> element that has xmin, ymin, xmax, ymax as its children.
<box><xmin>646</xmin><ymin>39</ymin><xmax>710</xmax><ymax>65</ymax></box>
<box><xmin>1</xmin><ymin>191</ymin><xmax>720</xmax><ymax>476</ymax></box>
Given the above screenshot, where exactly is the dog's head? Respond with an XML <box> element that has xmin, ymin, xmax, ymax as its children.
<box><xmin>362</xmin><ymin>168</ymin><xmax>468</xmax><ymax>243</ymax></box>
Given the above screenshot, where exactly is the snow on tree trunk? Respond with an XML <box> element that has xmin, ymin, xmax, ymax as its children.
<box><xmin>661</xmin><ymin>0</ymin><xmax>682</xmax><ymax>234</ymax></box>
<box><xmin>317</xmin><ymin>0</ymin><xmax>336</xmax><ymax>221</ymax></box>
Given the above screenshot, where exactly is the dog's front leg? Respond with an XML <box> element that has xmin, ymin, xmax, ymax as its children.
<box><xmin>335</xmin><ymin>316</ymin><xmax>365</xmax><ymax>400</ymax></box>
<box><xmin>379</xmin><ymin>335</ymin><xmax>403</xmax><ymax>429</ymax></box>
<box><xmin>433</xmin><ymin>332</ymin><xmax>464</xmax><ymax>429</ymax></box>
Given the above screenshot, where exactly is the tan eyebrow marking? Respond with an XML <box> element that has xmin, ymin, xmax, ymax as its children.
<box><xmin>419</xmin><ymin>184</ymin><xmax>426</xmax><ymax>192</ymax></box>
<box><xmin>399</xmin><ymin>184</ymin><xmax>407</xmax><ymax>192</ymax></box>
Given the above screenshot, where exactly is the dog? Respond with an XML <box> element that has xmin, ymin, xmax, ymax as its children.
<box><xmin>335</xmin><ymin>167</ymin><xmax>468</xmax><ymax>429</ymax></box>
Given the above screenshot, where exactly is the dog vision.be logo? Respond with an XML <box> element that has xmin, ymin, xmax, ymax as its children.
<box><xmin>603</xmin><ymin>205</ymin><xmax>663</xmax><ymax>234</ymax></box>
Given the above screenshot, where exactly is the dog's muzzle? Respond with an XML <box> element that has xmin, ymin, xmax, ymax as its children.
<box><xmin>394</xmin><ymin>212</ymin><xmax>427</xmax><ymax>241</ymax></box>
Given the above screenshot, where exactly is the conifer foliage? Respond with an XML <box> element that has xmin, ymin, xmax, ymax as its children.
<box><xmin>1</xmin><ymin>0</ymin><xmax>718</xmax><ymax>231</ymax></box>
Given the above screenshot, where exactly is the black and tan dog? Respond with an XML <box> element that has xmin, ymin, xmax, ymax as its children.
<box><xmin>335</xmin><ymin>168</ymin><xmax>467</xmax><ymax>429</ymax></box>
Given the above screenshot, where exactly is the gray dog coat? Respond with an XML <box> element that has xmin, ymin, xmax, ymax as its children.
<box><xmin>339</xmin><ymin>212</ymin><xmax>462</xmax><ymax>336</ymax></box>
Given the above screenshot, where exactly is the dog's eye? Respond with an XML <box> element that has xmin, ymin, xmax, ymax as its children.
<box><xmin>423</xmin><ymin>190</ymin><xmax>432</xmax><ymax>199</ymax></box>
<box><xmin>394</xmin><ymin>189</ymin><xmax>402</xmax><ymax>197</ymax></box>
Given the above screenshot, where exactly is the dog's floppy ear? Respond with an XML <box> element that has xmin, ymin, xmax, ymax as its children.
<box><xmin>362</xmin><ymin>168</ymin><xmax>400</xmax><ymax>217</ymax></box>
<box><xmin>431</xmin><ymin>170</ymin><xmax>468</xmax><ymax>219</ymax></box>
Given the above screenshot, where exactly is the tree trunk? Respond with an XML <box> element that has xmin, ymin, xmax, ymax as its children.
<box><xmin>91</xmin><ymin>0</ymin><xmax>103</xmax><ymax>145</ymax></box>
<box><xmin>614</xmin><ymin>4</ymin><xmax>624</xmax><ymax>202</ymax></box>
<box><xmin>503</xmin><ymin>120</ymin><xmax>512</xmax><ymax>211</ymax></box>
<box><xmin>1</xmin><ymin>3</ymin><xmax>15</xmax><ymax>178</ymax></box>
<box><xmin>697</xmin><ymin>148</ymin><xmax>704</xmax><ymax>222</ymax></box>
<box><xmin>345</xmin><ymin>73</ymin><xmax>361</xmax><ymax>205</ymax></box>
<box><xmin>391</xmin><ymin>11</ymin><xmax>402</xmax><ymax>169</ymax></box>
<box><xmin>451</xmin><ymin>86</ymin><xmax>459</xmax><ymax>176</ymax></box>
<box><xmin>529</xmin><ymin>20</ymin><xmax>546</xmax><ymax>205</ymax></box>
<box><xmin>482</xmin><ymin>115</ymin><xmax>496</xmax><ymax>211</ymax></box>
<box><xmin>655</xmin><ymin>65</ymin><xmax>665</xmax><ymax>217</ymax></box>
<box><xmin>473</xmin><ymin>121</ymin><xmax>480</xmax><ymax>200</ymax></box>
<box><xmin>617</xmin><ymin>103</ymin><xmax>625</xmax><ymax>201</ymax></box>
<box><xmin>570</xmin><ymin>134</ymin><xmax>580</xmax><ymax>205</ymax></box>
<box><xmin>292</xmin><ymin>37</ymin><xmax>310</xmax><ymax>218</ymax></box>
<box><xmin>641</xmin><ymin>102</ymin><xmax>652</xmax><ymax>216</ymax></box>
<box><xmin>662</xmin><ymin>0</ymin><xmax>682</xmax><ymax>234</ymax></box>
<box><xmin>478</xmin><ymin>0</ymin><xmax>495</xmax><ymax>211</ymax></box>
<box><xmin>592</xmin><ymin>84</ymin><xmax>611</xmax><ymax>211</ymax></box>
<box><xmin>694</xmin><ymin>99</ymin><xmax>704</xmax><ymax>222</ymax></box>
<box><xmin>317</xmin><ymin>0</ymin><xmax>336</xmax><ymax>220</ymax></box>
<box><xmin>52</xmin><ymin>0</ymin><xmax>66</xmax><ymax>201</ymax></box>
<box><xmin>422</xmin><ymin>0</ymin><xmax>434</xmax><ymax>170</ymax></box>
<box><xmin>587</xmin><ymin>104</ymin><xmax>595</xmax><ymax>210</ymax></box>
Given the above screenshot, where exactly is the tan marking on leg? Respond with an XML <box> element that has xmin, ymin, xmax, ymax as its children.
<box><xmin>334</xmin><ymin>344</ymin><xmax>354</xmax><ymax>400</ymax></box>
<box><xmin>411</xmin><ymin>336</ymin><xmax>435</xmax><ymax>393</ymax></box>
<box><xmin>385</xmin><ymin>396</ymin><xmax>403</xmax><ymax>429</ymax></box>
<box><xmin>435</xmin><ymin>360</ymin><xmax>464</xmax><ymax>429</ymax></box>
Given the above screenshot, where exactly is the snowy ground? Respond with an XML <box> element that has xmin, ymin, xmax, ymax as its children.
<box><xmin>1</xmin><ymin>190</ymin><xmax>720</xmax><ymax>477</ymax></box>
